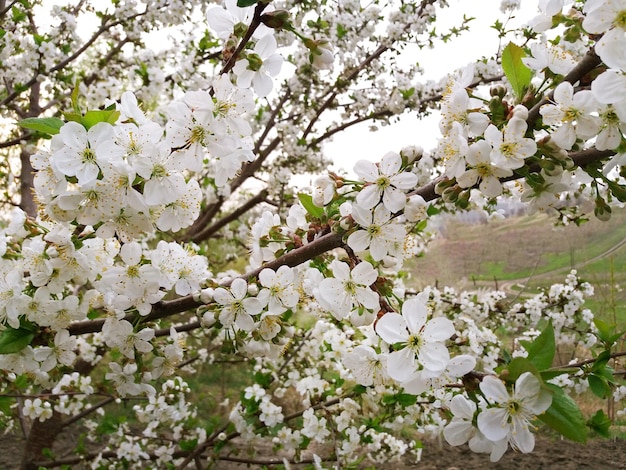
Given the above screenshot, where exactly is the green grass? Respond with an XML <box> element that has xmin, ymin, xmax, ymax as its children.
<box><xmin>407</xmin><ymin>210</ymin><xmax>626</xmax><ymax>328</ymax></box>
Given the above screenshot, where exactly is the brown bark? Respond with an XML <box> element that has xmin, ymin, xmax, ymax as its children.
<box><xmin>19</xmin><ymin>146</ymin><xmax>36</xmax><ymax>217</ymax></box>
<box><xmin>20</xmin><ymin>411</ymin><xmax>64</xmax><ymax>470</ymax></box>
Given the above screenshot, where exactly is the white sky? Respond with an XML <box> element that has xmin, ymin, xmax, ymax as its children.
<box><xmin>322</xmin><ymin>0</ymin><xmax>539</xmax><ymax>179</ymax></box>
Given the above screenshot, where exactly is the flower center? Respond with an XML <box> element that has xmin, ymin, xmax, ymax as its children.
<box><xmin>506</xmin><ymin>399</ymin><xmax>521</xmax><ymax>416</ymax></box>
<box><xmin>246</xmin><ymin>53</ymin><xmax>263</xmax><ymax>72</ymax></box>
<box><xmin>615</xmin><ymin>10</ymin><xmax>626</xmax><ymax>29</ymax></box>
<box><xmin>82</xmin><ymin>147</ymin><xmax>96</xmax><ymax>163</ymax></box>
<box><xmin>407</xmin><ymin>333</ymin><xmax>423</xmax><ymax>352</ymax></box>
<box><xmin>562</xmin><ymin>107</ymin><xmax>579</xmax><ymax>122</ymax></box>
<box><xmin>376</xmin><ymin>175</ymin><xmax>391</xmax><ymax>190</ymax></box>
<box><xmin>601</xmin><ymin>108</ymin><xmax>620</xmax><ymax>125</ymax></box>
<box><xmin>151</xmin><ymin>164</ymin><xmax>167</xmax><ymax>179</ymax></box>
<box><xmin>366</xmin><ymin>224</ymin><xmax>381</xmax><ymax>237</ymax></box>
<box><xmin>475</xmin><ymin>162</ymin><xmax>492</xmax><ymax>178</ymax></box>
<box><xmin>500</xmin><ymin>142</ymin><xmax>518</xmax><ymax>158</ymax></box>
<box><xmin>190</xmin><ymin>125</ymin><xmax>206</xmax><ymax>145</ymax></box>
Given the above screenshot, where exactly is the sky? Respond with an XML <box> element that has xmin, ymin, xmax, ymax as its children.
<box><xmin>322</xmin><ymin>0</ymin><xmax>539</xmax><ymax>179</ymax></box>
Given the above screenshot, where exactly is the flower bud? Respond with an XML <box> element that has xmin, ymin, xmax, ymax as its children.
<box><xmin>304</xmin><ymin>37</ymin><xmax>334</xmax><ymax>70</ymax></box>
<box><xmin>400</xmin><ymin>145</ymin><xmax>423</xmax><ymax>164</ymax></box>
<box><xmin>260</xmin><ymin>10</ymin><xmax>293</xmax><ymax>30</ymax></box>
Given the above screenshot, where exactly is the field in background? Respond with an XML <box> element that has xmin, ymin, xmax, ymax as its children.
<box><xmin>409</xmin><ymin>209</ymin><xmax>626</xmax><ymax>328</ymax></box>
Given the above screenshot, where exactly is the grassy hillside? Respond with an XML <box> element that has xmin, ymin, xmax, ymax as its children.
<box><xmin>408</xmin><ymin>209</ymin><xmax>626</xmax><ymax>327</ymax></box>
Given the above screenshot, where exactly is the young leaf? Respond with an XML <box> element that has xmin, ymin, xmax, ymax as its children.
<box><xmin>523</xmin><ymin>321</ymin><xmax>555</xmax><ymax>370</ymax></box>
<box><xmin>502</xmin><ymin>42</ymin><xmax>532</xmax><ymax>101</ymax></box>
<box><xmin>0</xmin><ymin>327</ymin><xmax>35</xmax><ymax>354</ymax></box>
<box><xmin>18</xmin><ymin>117</ymin><xmax>65</xmax><ymax>136</ymax></box>
<box><xmin>298</xmin><ymin>193</ymin><xmax>325</xmax><ymax>219</ymax></box>
<box><xmin>587</xmin><ymin>409</ymin><xmax>612</xmax><ymax>438</ymax></box>
<box><xmin>539</xmin><ymin>384</ymin><xmax>587</xmax><ymax>442</ymax></box>
<box><xmin>504</xmin><ymin>356</ymin><xmax>538</xmax><ymax>381</ymax></box>
<box><xmin>82</xmin><ymin>109</ymin><xmax>120</xmax><ymax>129</ymax></box>
<box><xmin>587</xmin><ymin>374</ymin><xmax>611</xmax><ymax>399</ymax></box>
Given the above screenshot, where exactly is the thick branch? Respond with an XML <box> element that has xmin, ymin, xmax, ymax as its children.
<box><xmin>68</xmin><ymin>231</ymin><xmax>344</xmax><ymax>336</ymax></box>
<box><xmin>188</xmin><ymin>189</ymin><xmax>269</xmax><ymax>243</ymax></box>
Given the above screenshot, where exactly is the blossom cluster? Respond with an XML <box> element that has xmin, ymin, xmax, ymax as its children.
<box><xmin>1</xmin><ymin>0</ymin><xmax>625</xmax><ymax>468</ymax></box>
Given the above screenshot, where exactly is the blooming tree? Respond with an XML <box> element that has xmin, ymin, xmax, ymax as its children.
<box><xmin>0</xmin><ymin>0</ymin><xmax>625</xmax><ymax>468</ymax></box>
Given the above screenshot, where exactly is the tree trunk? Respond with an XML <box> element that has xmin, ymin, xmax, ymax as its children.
<box><xmin>20</xmin><ymin>411</ymin><xmax>63</xmax><ymax>470</ymax></box>
<box><xmin>19</xmin><ymin>146</ymin><xmax>36</xmax><ymax>217</ymax></box>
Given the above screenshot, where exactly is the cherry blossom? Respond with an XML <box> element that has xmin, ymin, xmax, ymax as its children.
<box><xmin>233</xmin><ymin>34</ymin><xmax>283</xmax><ymax>97</ymax></box>
<box><xmin>540</xmin><ymin>82</ymin><xmax>600</xmax><ymax>150</ymax></box>
<box><xmin>375</xmin><ymin>296</ymin><xmax>455</xmax><ymax>382</ymax></box>
<box><xmin>354</xmin><ymin>151</ymin><xmax>418</xmax><ymax>213</ymax></box>
<box><xmin>50</xmin><ymin>121</ymin><xmax>117</xmax><ymax>186</ymax></box>
<box><xmin>457</xmin><ymin>140</ymin><xmax>512</xmax><ymax>197</ymax></box>
<box><xmin>213</xmin><ymin>278</ymin><xmax>264</xmax><ymax>331</ymax></box>
<box><xmin>347</xmin><ymin>204</ymin><xmax>405</xmax><ymax>261</ymax></box>
<box><xmin>485</xmin><ymin>118</ymin><xmax>537</xmax><ymax>170</ymax></box>
<box><xmin>317</xmin><ymin>260</ymin><xmax>380</xmax><ymax>321</ymax></box>
<box><xmin>477</xmin><ymin>373</ymin><xmax>552</xmax><ymax>454</ymax></box>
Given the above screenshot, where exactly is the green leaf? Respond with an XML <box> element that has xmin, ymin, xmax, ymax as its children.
<box><xmin>587</xmin><ymin>409</ymin><xmax>612</xmax><ymax>438</ymax></box>
<box><xmin>540</xmin><ymin>368</ymin><xmax>577</xmax><ymax>380</ymax></box>
<box><xmin>298</xmin><ymin>193</ymin><xmax>325</xmax><ymax>219</ymax></box>
<box><xmin>70</xmin><ymin>82</ymin><xmax>81</xmax><ymax>114</ymax></box>
<box><xmin>0</xmin><ymin>396</ymin><xmax>12</xmax><ymax>415</ymax></box>
<box><xmin>82</xmin><ymin>110</ymin><xmax>120</xmax><ymax>129</ymax></box>
<box><xmin>179</xmin><ymin>438</ymin><xmax>198</xmax><ymax>451</ymax></box>
<box><xmin>18</xmin><ymin>117</ymin><xmax>65</xmax><ymax>136</ymax></box>
<box><xmin>539</xmin><ymin>384</ymin><xmax>587</xmax><ymax>442</ymax></box>
<box><xmin>523</xmin><ymin>322</ymin><xmax>555</xmax><ymax>370</ymax></box>
<box><xmin>396</xmin><ymin>393</ymin><xmax>418</xmax><ymax>407</ymax></box>
<box><xmin>501</xmin><ymin>42</ymin><xmax>532</xmax><ymax>101</ymax></box>
<box><xmin>505</xmin><ymin>357</ymin><xmax>538</xmax><ymax>381</ymax></box>
<box><xmin>237</xmin><ymin>0</ymin><xmax>258</xmax><ymax>6</ymax></box>
<box><xmin>588</xmin><ymin>374</ymin><xmax>611</xmax><ymax>399</ymax></box>
<box><xmin>96</xmin><ymin>414</ymin><xmax>123</xmax><ymax>434</ymax></box>
<box><xmin>254</xmin><ymin>371</ymin><xmax>272</xmax><ymax>388</ymax></box>
<box><xmin>0</xmin><ymin>327</ymin><xmax>35</xmax><ymax>354</ymax></box>
<box><xmin>63</xmin><ymin>112</ymin><xmax>83</xmax><ymax>124</ymax></box>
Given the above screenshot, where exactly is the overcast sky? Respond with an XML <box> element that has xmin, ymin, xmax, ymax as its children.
<box><xmin>322</xmin><ymin>0</ymin><xmax>538</xmax><ymax>179</ymax></box>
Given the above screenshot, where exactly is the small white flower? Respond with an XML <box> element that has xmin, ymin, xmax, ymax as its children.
<box><xmin>343</xmin><ymin>345</ymin><xmax>389</xmax><ymax>387</ymax></box>
<box><xmin>233</xmin><ymin>35</ymin><xmax>283</xmax><ymax>97</ymax></box>
<box><xmin>485</xmin><ymin>118</ymin><xmax>537</xmax><ymax>170</ymax></box>
<box><xmin>477</xmin><ymin>372</ymin><xmax>552</xmax><ymax>454</ymax></box>
<box><xmin>354</xmin><ymin>151</ymin><xmax>417</xmax><ymax>213</ymax></box>
<box><xmin>347</xmin><ymin>204</ymin><xmax>405</xmax><ymax>261</ymax></box>
<box><xmin>258</xmin><ymin>265</ymin><xmax>299</xmax><ymax>314</ymax></box>
<box><xmin>214</xmin><ymin>278</ymin><xmax>264</xmax><ymax>331</ymax></box>
<box><xmin>376</xmin><ymin>296</ymin><xmax>455</xmax><ymax>382</ymax></box>
<box><xmin>317</xmin><ymin>260</ymin><xmax>379</xmax><ymax>320</ymax></box>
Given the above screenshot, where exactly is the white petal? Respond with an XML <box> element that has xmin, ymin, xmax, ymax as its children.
<box><xmin>386</xmin><ymin>348</ymin><xmax>416</xmax><ymax>381</ymax></box>
<box><xmin>480</xmin><ymin>375</ymin><xmax>509</xmax><ymax>404</ymax></box>
<box><xmin>353</xmin><ymin>159</ymin><xmax>379</xmax><ymax>181</ymax></box>
<box><xmin>356</xmin><ymin>184</ymin><xmax>381</xmax><ymax>210</ymax></box>
<box><xmin>401</xmin><ymin>297</ymin><xmax>427</xmax><ymax>334</ymax></box>
<box><xmin>376</xmin><ymin>312</ymin><xmax>408</xmax><ymax>344</ymax></box>
<box><xmin>449</xmin><ymin>394</ymin><xmax>476</xmax><ymax>420</ymax></box>
<box><xmin>444</xmin><ymin>420</ymin><xmax>474</xmax><ymax>446</ymax></box>
<box><xmin>379</xmin><ymin>151</ymin><xmax>401</xmax><ymax>175</ymax></box>
<box><xmin>351</xmin><ymin>261</ymin><xmax>377</xmax><ymax>286</ymax></box>
<box><xmin>419</xmin><ymin>341</ymin><xmax>450</xmax><ymax>373</ymax></box>
<box><xmin>477</xmin><ymin>408</ymin><xmax>509</xmax><ymax>442</ymax></box>
<box><xmin>423</xmin><ymin>317</ymin><xmax>455</xmax><ymax>342</ymax></box>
